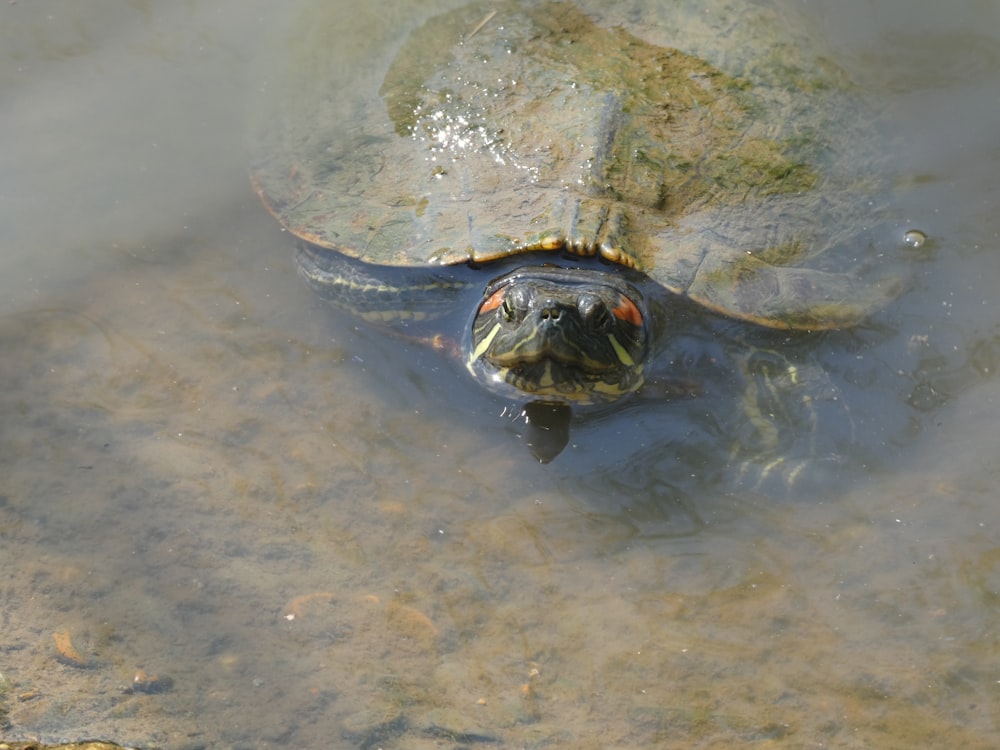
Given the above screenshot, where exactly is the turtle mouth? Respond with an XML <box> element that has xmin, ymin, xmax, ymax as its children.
<box><xmin>490</xmin><ymin>332</ymin><xmax>625</xmax><ymax>374</ymax></box>
<box><xmin>467</xmin><ymin>266</ymin><xmax>649</xmax><ymax>403</ymax></box>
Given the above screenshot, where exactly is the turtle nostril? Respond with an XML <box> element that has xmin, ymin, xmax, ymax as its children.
<box><xmin>539</xmin><ymin>306</ymin><xmax>562</xmax><ymax>321</ymax></box>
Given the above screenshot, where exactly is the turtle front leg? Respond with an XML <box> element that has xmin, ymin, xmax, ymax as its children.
<box><xmin>729</xmin><ymin>347</ymin><xmax>854</xmax><ymax>495</ymax></box>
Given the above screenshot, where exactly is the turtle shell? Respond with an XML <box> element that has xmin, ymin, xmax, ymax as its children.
<box><xmin>249</xmin><ymin>0</ymin><xmax>899</xmax><ymax>330</ymax></box>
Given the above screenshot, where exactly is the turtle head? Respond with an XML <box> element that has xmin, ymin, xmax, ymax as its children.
<box><xmin>467</xmin><ymin>266</ymin><xmax>650</xmax><ymax>404</ymax></box>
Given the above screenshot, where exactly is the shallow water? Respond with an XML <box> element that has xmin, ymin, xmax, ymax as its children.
<box><xmin>1</xmin><ymin>1</ymin><xmax>999</xmax><ymax>748</ymax></box>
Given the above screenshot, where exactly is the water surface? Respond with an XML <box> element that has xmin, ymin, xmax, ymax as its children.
<box><xmin>1</xmin><ymin>1</ymin><xmax>999</xmax><ymax>747</ymax></box>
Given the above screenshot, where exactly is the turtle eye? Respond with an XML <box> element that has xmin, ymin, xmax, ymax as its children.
<box><xmin>500</xmin><ymin>294</ymin><xmax>516</xmax><ymax>321</ymax></box>
<box><xmin>500</xmin><ymin>285</ymin><xmax>531</xmax><ymax>323</ymax></box>
<box><xmin>579</xmin><ymin>295</ymin><xmax>610</xmax><ymax>330</ymax></box>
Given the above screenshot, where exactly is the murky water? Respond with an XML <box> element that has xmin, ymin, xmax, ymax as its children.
<box><xmin>1</xmin><ymin>1</ymin><xmax>998</xmax><ymax>748</ymax></box>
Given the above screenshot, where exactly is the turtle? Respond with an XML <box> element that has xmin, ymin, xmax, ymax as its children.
<box><xmin>249</xmin><ymin>0</ymin><xmax>903</xmax><ymax>459</ymax></box>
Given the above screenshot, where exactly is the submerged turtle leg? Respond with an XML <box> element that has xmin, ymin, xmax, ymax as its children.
<box><xmin>729</xmin><ymin>347</ymin><xmax>855</xmax><ymax>493</ymax></box>
<box><xmin>295</xmin><ymin>242</ymin><xmax>474</xmax><ymax>325</ymax></box>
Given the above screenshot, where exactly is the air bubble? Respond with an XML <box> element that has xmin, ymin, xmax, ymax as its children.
<box><xmin>903</xmin><ymin>229</ymin><xmax>927</xmax><ymax>248</ymax></box>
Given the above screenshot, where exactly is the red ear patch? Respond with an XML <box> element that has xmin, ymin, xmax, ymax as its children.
<box><xmin>612</xmin><ymin>295</ymin><xmax>643</xmax><ymax>327</ymax></box>
<box><xmin>479</xmin><ymin>286</ymin><xmax>507</xmax><ymax>313</ymax></box>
